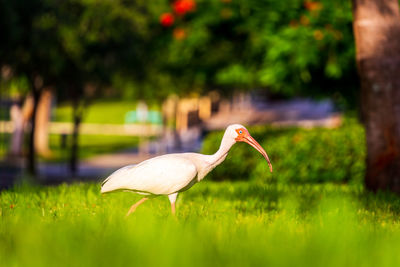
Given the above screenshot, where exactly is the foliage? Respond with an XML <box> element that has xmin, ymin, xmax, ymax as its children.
<box><xmin>1</xmin><ymin>182</ymin><xmax>400</xmax><ymax>266</ymax></box>
<box><xmin>0</xmin><ymin>0</ymin><xmax>157</xmax><ymax>99</ymax></box>
<box><xmin>202</xmin><ymin>119</ymin><xmax>365</xmax><ymax>183</ymax></box>
<box><xmin>0</xmin><ymin>0</ymin><xmax>357</xmax><ymax>105</ymax></box>
<box><xmin>157</xmin><ymin>0</ymin><xmax>357</xmax><ymax>104</ymax></box>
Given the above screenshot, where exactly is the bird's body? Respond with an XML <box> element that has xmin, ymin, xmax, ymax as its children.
<box><xmin>101</xmin><ymin>153</ymin><xmax>208</xmax><ymax>195</ymax></box>
<box><xmin>101</xmin><ymin>124</ymin><xmax>272</xmax><ymax>215</ymax></box>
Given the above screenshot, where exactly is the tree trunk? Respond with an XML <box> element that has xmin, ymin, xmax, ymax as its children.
<box><xmin>34</xmin><ymin>88</ymin><xmax>52</xmax><ymax>157</ymax></box>
<box><xmin>69</xmin><ymin>93</ymin><xmax>87</xmax><ymax>176</ymax></box>
<box><xmin>27</xmin><ymin>89</ymin><xmax>41</xmax><ymax>176</ymax></box>
<box><xmin>352</xmin><ymin>0</ymin><xmax>400</xmax><ymax>192</ymax></box>
<box><xmin>69</xmin><ymin>110</ymin><xmax>80</xmax><ymax>176</ymax></box>
<box><xmin>9</xmin><ymin>104</ymin><xmax>24</xmax><ymax>156</ymax></box>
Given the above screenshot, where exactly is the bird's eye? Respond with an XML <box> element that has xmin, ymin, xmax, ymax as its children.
<box><xmin>239</xmin><ymin>130</ymin><xmax>242</xmax><ymax>134</ymax></box>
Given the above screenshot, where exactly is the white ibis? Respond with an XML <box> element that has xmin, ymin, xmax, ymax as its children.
<box><xmin>101</xmin><ymin>124</ymin><xmax>272</xmax><ymax>216</ymax></box>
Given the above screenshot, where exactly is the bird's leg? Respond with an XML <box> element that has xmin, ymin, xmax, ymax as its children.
<box><xmin>168</xmin><ymin>193</ymin><xmax>178</xmax><ymax>216</ymax></box>
<box><xmin>171</xmin><ymin>203</ymin><xmax>176</xmax><ymax>215</ymax></box>
<box><xmin>126</xmin><ymin>197</ymin><xmax>148</xmax><ymax>217</ymax></box>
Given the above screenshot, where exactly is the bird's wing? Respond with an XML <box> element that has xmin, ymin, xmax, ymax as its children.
<box><xmin>101</xmin><ymin>155</ymin><xmax>198</xmax><ymax>195</ymax></box>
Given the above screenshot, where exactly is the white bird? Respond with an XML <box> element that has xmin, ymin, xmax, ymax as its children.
<box><xmin>101</xmin><ymin>124</ymin><xmax>272</xmax><ymax>216</ymax></box>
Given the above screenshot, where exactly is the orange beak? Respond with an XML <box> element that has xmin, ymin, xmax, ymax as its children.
<box><xmin>236</xmin><ymin>132</ymin><xmax>273</xmax><ymax>173</ymax></box>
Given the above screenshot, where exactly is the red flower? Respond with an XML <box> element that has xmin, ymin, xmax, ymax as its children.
<box><xmin>173</xmin><ymin>28</ymin><xmax>186</xmax><ymax>40</ymax></box>
<box><xmin>304</xmin><ymin>1</ymin><xmax>322</xmax><ymax>11</ymax></box>
<box><xmin>173</xmin><ymin>0</ymin><xmax>196</xmax><ymax>16</ymax></box>
<box><xmin>160</xmin><ymin>13</ymin><xmax>175</xmax><ymax>27</ymax></box>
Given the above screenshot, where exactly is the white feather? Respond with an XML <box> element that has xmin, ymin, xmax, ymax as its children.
<box><xmin>101</xmin><ymin>154</ymin><xmax>197</xmax><ymax>195</ymax></box>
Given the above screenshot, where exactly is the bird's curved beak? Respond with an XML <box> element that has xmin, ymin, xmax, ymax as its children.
<box><xmin>237</xmin><ymin>134</ymin><xmax>273</xmax><ymax>173</ymax></box>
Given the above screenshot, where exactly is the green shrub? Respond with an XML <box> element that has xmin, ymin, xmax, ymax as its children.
<box><xmin>201</xmin><ymin>120</ymin><xmax>365</xmax><ymax>183</ymax></box>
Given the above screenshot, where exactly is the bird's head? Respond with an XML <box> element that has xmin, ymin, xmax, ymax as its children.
<box><xmin>226</xmin><ymin>124</ymin><xmax>273</xmax><ymax>172</ymax></box>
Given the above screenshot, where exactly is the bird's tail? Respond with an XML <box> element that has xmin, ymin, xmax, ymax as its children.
<box><xmin>100</xmin><ymin>176</ymin><xmax>113</xmax><ymax>194</ymax></box>
<box><xmin>101</xmin><ymin>176</ymin><xmax>110</xmax><ymax>187</ymax></box>
<box><xmin>100</xmin><ymin>164</ymin><xmax>136</xmax><ymax>194</ymax></box>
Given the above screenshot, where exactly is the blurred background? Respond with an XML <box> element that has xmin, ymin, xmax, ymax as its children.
<box><xmin>0</xmin><ymin>0</ymin><xmax>395</xmax><ymax>190</ymax></box>
<box><xmin>3</xmin><ymin>2</ymin><xmax>400</xmax><ymax>265</ymax></box>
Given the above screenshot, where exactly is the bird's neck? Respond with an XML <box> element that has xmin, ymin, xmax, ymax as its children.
<box><xmin>196</xmin><ymin>133</ymin><xmax>236</xmax><ymax>182</ymax></box>
<box><xmin>209</xmin><ymin>133</ymin><xmax>236</xmax><ymax>167</ymax></box>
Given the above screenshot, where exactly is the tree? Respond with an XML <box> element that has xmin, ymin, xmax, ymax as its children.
<box><xmin>34</xmin><ymin>88</ymin><xmax>53</xmax><ymax>157</ymax></box>
<box><xmin>0</xmin><ymin>0</ymin><xmax>157</xmax><ymax>176</ymax></box>
<box><xmin>151</xmin><ymin>0</ymin><xmax>358</xmax><ymax>107</ymax></box>
<box><xmin>352</xmin><ymin>0</ymin><xmax>400</xmax><ymax>193</ymax></box>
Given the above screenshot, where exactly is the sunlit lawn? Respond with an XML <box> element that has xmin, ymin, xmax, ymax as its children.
<box><xmin>1</xmin><ymin>101</ymin><xmax>146</xmax><ymax>162</ymax></box>
<box><xmin>1</xmin><ymin>181</ymin><xmax>400</xmax><ymax>267</ymax></box>
<box><xmin>54</xmin><ymin>100</ymin><xmax>160</xmax><ymax>124</ymax></box>
<box><xmin>43</xmin><ymin>100</ymin><xmax>151</xmax><ymax>161</ymax></box>
<box><xmin>0</xmin><ymin>134</ymin><xmax>138</xmax><ymax>163</ymax></box>
<box><xmin>45</xmin><ymin>134</ymin><xmax>139</xmax><ymax>162</ymax></box>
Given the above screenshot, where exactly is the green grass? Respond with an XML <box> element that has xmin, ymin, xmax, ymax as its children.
<box><xmin>45</xmin><ymin>134</ymin><xmax>138</xmax><ymax>162</ymax></box>
<box><xmin>0</xmin><ymin>133</ymin><xmax>138</xmax><ymax>163</ymax></box>
<box><xmin>54</xmin><ymin>101</ymin><xmax>135</xmax><ymax>124</ymax></box>
<box><xmin>2</xmin><ymin>132</ymin><xmax>139</xmax><ymax>165</ymax></box>
<box><xmin>0</xmin><ymin>133</ymin><xmax>10</xmax><ymax>159</ymax></box>
<box><xmin>1</xmin><ymin>181</ymin><xmax>400</xmax><ymax>267</ymax></box>
<box><xmin>54</xmin><ymin>101</ymin><xmax>160</xmax><ymax>124</ymax></box>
